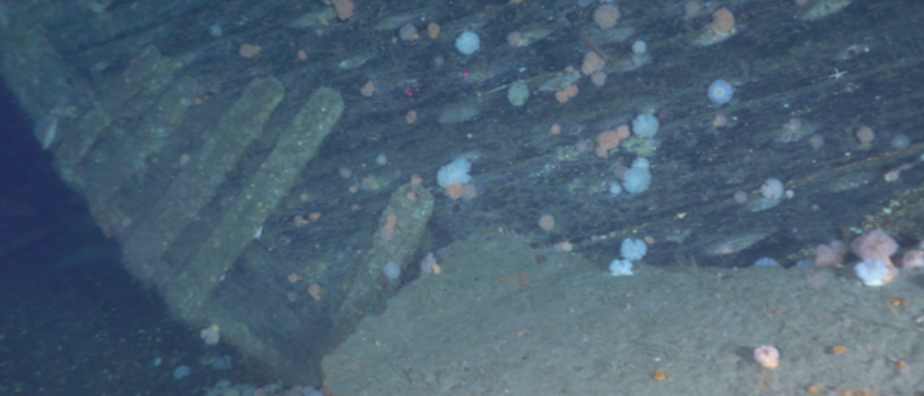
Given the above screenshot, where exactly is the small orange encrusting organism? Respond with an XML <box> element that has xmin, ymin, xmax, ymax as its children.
<box><xmin>554</xmin><ymin>84</ymin><xmax>578</xmax><ymax>103</ymax></box>
<box><xmin>360</xmin><ymin>81</ymin><xmax>375</xmax><ymax>97</ymax></box>
<box><xmin>889</xmin><ymin>297</ymin><xmax>909</xmax><ymax>307</ymax></box>
<box><xmin>594</xmin><ymin>125</ymin><xmax>630</xmax><ymax>158</ymax></box>
<box><xmin>420</xmin><ymin>252</ymin><xmax>441</xmax><ymax>274</ymax></box>
<box><xmin>652</xmin><ymin>369</ymin><xmax>666</xmax><ymax>381</ymax></box>
<box><xmin>549</xmin><ymin>123</ymin><xmax>561</xmax><ymax>135</ymax></box>
<box><xmin>380</xmin><ymin>213</ymin><xmax>398</xmax><ymax>241</ymax></box>
<box><xmin>444</xmin><ymin>182</ymin><xmax>464</xmax><ymax>200</ymax></box>
<box><xmin>855</xmin><ymin>125</ymin><xmax>875</xmax><ymax>144</ymax></box>
<box><xmin>806</xmin><ymin>384</ymin><xmax>822</xmax><ymax>394</ymax></box>
<box><xmin>331</xmin><ymin>0</ymin><xmax>354</xmax><ymax>20</ymax></box>
<box><xmin>595</xmin><ymin>130</ymin><xmax>621</xmax><ymax>158</ymax></box>
<box><xmin>239</xmin><ymin>43</ymin><xmax>261</xmax><ymax>58</ymax></box>
<box><xmin>308</xmin><ymin>283</ymin><xmax>323</xmax><ymax>300</ymax></box>
<box><xmin>580</xmin><ymin>51</ymin><xmax>605</xmax><ymax>76</ymax></box>
<box><xmin>593</xmin><ymin>4</ymin><xmax>620</xmax><ymax>29</ymax></box>
<box><xmin>555</xmin><ymin>241</ymin><xmax>573</xmax><ymax>252</ymax></box>
<box><xmin>460</xmin><ymin>184</ymin><xmax>477</xmax><ymax>200</ymax></box>
<box><xmin>427</xmin><ymin>22</ymin><xmax>440</xmax><ymax>39</ymax></box>
<box><xmin>710</xmin><ymin>8</ymin><xmax>735</xmax><ymax>36</ymax></box>
<box><xmin>830</xmin><ymin>345</ymin><xmax>848</xmax><ymax>355</ymax></box>
<box><xmin>554</xmin><ymin>90</ymin><xmax>568</xmax><ymax>103</ymax></box>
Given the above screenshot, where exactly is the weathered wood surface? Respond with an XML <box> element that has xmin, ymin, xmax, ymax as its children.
<box><xmin>1</xmin><ymin>0</ymin><xmax>922</xmax><ymax>385</ymax></box>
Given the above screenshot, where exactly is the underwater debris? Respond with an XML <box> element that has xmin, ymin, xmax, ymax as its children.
<box><xmin>799</xmin><ymin>0</ymin><xmax>852</xmax><ymax>21</ymax></box>
<box><xmin>538</xmin><ymin>72</ymin><xmax>581</xmax><ymax>93</ymax></box>
<box><xmin>33</xmin><ymin>113</ymin><xmax>57</xmax><ymax>149</ymax></box>
<box><xmin>777</xmin><ymin>118</ymin><xmax>820</xmax><ymax>143</ymax></box>
<box><xmin>704</xmin><ymin>229</ymin><xmax>775</xmax><ymax>256</ymax></box>
<box><xmin>691</xmin><ymin>8</ymin><xmax>739</xmax><ymax>47</ymax></box>
<box><xmin>290</xmin><ymin>8</ymin><xmax>336</xmax><ymax>28</ymax></box>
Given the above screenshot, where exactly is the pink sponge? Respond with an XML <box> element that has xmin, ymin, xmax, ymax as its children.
<box><xmin>851</xmin><ymin>229</ymin><xmax>898</xmax><ymax>261</ymax></box>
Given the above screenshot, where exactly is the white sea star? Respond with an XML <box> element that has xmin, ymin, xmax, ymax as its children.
<box><xmin>829</xmin><ymin>68</ymin><xmax>847</xmax><ymax>80</ymax></box>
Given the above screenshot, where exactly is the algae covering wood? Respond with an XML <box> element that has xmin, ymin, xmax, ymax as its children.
<box><xmin>84</xmin><ymin>76</ymin><xmax>200</xmax><ymax>237</ymax></box>
<box><xmin>61</xmin><ymin>46</ymin><xmax>184</xmax><ymax>170</ymax></box>
<box><xmin>121</xmin><ymin>76</ymin><xmax>284</xmax><ymax>286</ymax></box>
<box><xmin>174</xmin><ymin>87</ymin><xmax>344</xmax><ymax>320</ymax></box>
<box><xmin>331</xmin><ymin>182</ymin><xmax>435</xmax><ymax>342</ymax></box>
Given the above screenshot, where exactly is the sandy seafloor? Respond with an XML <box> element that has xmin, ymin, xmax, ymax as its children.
<box><xmin>323</xmin><ymin>230</ymin><xmax>924</xmax><ymax>395</ymax></box>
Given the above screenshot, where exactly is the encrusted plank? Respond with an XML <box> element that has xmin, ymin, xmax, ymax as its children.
<box><xmin>121</xmin><ymin>76</ymin><xmax>284</xmax><ymax>285</ymax></box>
<box><xmin>174</xmin><ymin>87</ymin><xmax>344</xmax><ymax>319</ymax></box>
